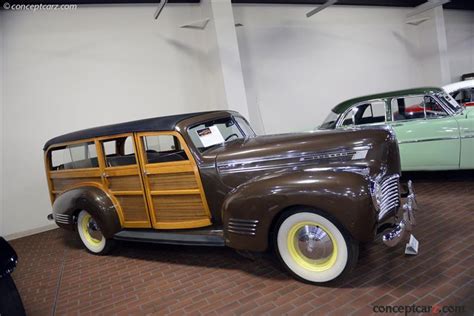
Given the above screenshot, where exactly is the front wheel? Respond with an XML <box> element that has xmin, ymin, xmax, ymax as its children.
<box><xmin>275</xmin><ymin>210</ymin><xmax>358</xmax><ymax>284</ymax></box>
<box><xmin>77</xmin><ymin>210</ymin><xmax>115</xmax><ymax>255</ymax></box>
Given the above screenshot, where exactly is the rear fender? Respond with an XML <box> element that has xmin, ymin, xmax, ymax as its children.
<box><xmin>52</xmin><ymin>186</ymin><xmax>122</xmax><ymax>238</ymax></box>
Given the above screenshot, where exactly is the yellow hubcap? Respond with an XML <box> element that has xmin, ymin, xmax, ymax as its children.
<box><xmin>81</xmin><ymin>213</ymin><xmax>103</xmax><ymax>246</ymax></box>
<box><xmin>287</xmin><ymin>221</ymin><xmax>338</xmax><ymax>271</ymax></box>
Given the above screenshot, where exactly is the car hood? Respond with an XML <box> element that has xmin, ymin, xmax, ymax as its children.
<box><xmin>209</xmin><ymin>127</ymin><xmax>400</xmax><ymax>188</ymax></box>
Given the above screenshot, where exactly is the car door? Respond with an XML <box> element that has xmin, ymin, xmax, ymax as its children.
<box><xmin>97</xmin><ymin>134</ymin><xmax>152</xmax><ymax>228</ymax></box>
<box><xmin>135</xmin><ymin>132</ymin><xmax>212</xmax><ymax>229</ymax></box>
<box><xmin>387</xmin><ymin>95</ymin><xmax>461</xmax><ymax>171</ymax></box>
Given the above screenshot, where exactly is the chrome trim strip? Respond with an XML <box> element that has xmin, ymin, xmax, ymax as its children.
<box><xmin>228</xmin><ymin>218</ymin><xmax>259</xmax><ymax>236</ymax></box>
<box><xmin>227</xmin><ymin>229</ymin><xmax>256</xmax><ymax>236</ymax></box>
<box><xmin>398</xmin><ymin>136</ymin><xmax>459</xmax><ymax>145</ymax></box>
<box><xmin>229</xmin><ymin>218</ymin><xmax>259</xmax><ymax>224</ymax></box>
<box><xmin>461</xmin><ymin>135</ymin><xmax>474</xmax><ymax>140</ymax></box>
<box><xmin>218</xmin><ymin>147</ymin><xmax>371</xmax><ymax>174</ymax></box>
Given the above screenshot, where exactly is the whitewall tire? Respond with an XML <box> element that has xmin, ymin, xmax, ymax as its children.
<box><xmin>275</xmin><ymin>210</ymin><xmax>358</xmax><ymax>284</ymax></box>
<box><xmin>77</xmin><ymin>210</ymin><xmax>113</xmax><ymax>255</ymax></box>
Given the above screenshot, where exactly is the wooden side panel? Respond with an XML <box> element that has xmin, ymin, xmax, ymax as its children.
<box><xmin>52</xmin><ymin>177</ymin><xmax>102</xmax><ymax>192</ymax></box>
<box><xmin>152</xmin><ymin>194</ymin><xmax>207</xmax><ymax>222</ymax></box>
<box><xmin>116</xmin><ymin>195</ymin><xmax>149</xmax><ymax>222</ymax></box>
<box><xmin>108</xmin><ymin>175</ymin><xmax>142</xmax><ymax>191</ymax></box>
<box><xmin>148</xmin><ymin>172</ymin><xmax>198</xmax><ymax>191</ymax></box>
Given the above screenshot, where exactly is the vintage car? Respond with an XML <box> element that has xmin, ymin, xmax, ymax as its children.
<box><xmin>443</xmin><ymin>80</ymin><xmax>474</xmax><ymax>107</ymax></box>
<box><xmin>44</xmin><ymin>111</ymin><xmax>417</xmax><ymax>284</ymax></box>
<box><xmin>319</xmin><ymin>87</ymin><xmax>474</xmax><ymax>171</ymax></box>
<box><xmin>0</xmin><ymin>237</ymin><xmax>25</xmax><ymax>316</ymax></box>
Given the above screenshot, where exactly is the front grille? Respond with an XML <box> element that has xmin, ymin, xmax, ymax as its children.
<box><xmin>227</xmin><ymin>218</ymin><xmax>259</xmax><ymax>236</ymax></box>
<box><xmin>379</xmin><ymin>175</ymin><xmax>401</xmax><ymax>219</ymax></box>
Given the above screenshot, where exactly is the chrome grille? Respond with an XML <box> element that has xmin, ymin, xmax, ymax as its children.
<box><xmin>54</xmin><ymin>214</ymin><xmax>72</xmax><ymax>225</ymax></box>
<box><xmin>378</xmin><ymin>175</ymin><xmax>401</xmax><ymax>219</ymax></box>
<box><xmin>227</xmin><ymin>218</ymin><xmax>259</xmax><ymax>236</ymax></box>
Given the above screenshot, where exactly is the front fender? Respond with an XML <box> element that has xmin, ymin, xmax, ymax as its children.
<box><xmin>222</xmin><ymin>170</ymin><xmax>376</xmax><ymax>251</ymax></box>
<box><xmin>52</xmin><ymin>186</ymin><xmax>122</xmax><ymax>238</ymax></box>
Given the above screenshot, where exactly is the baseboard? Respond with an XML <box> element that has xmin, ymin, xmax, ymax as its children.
<box><xmin>4</xmin><ymin>224</ymin><xmax>58</xmax><ymax>241</ymax></box>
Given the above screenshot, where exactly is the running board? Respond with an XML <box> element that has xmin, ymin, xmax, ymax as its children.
<box><xmin>113</xmin><ymin>228</ymin><xmax>225</xmax><ymax>247</ymax></box>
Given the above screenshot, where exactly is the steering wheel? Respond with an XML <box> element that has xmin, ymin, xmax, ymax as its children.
<box><xmin>225</xmin><ymin>133</ymin><xmax>239</xmax><ymax>141</ymax></box>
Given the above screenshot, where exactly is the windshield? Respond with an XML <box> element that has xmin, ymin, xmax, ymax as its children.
<box><xmin>437</xmin><ymin>92</ymin><xmax>463</xmax><ymax>113</ymax></box>
<box><xmin>188</xmin><ymin>116</ymin><xmax>255</xmax><ymax>152</ymax></box>
<box><xmin>319</xmin><ymin>111</ymin><xmax>340</xmax><ymax>129</ymax></box>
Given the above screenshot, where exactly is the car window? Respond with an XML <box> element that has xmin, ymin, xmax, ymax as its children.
<box><xmin>101</xmin><ymin>136</ymin><xmax>137</xmax><ymax>167</ymax></box>
<box><xmin>424</xmin><ymin>96</ymin><xmax>449</xmax><ymax>118</ymax></box>
<box><xmin>341</xmin><ymin>100</ymin><xmax>386</xmax><ymax>126</ymax></box>
<box><xmin>391</xmin><ymin>96</ymin><xmax>425</xmax><ymax>121</ymax></box>
<box><xmin>50</xmin><ymin>142</ymin><xmax>98</xmax><ymax>170</ymax></box>
<box><xmin>391</xmin><ymin>95</ymin><xmax>448</xmax><ymax>121</ymax></box>
<box><xmin>142</xmin><ymin>135</ymin><xmax>188</xmax><ymax>164</ymax></box>
<box><xmin>453</xmin><ymin>88</ymin><xmax>474</xmax><ymax>104</ymax></box>
<box><xmin>189</xmin><ymin>117</ymin><xmax>245</xmax><ymax>152</ymax></box>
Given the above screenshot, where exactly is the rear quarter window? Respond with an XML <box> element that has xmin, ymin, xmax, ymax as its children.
<box><xmin>50</xmin><ymin>142</ymin><xmax>98</xmax><ymax>170</ymax></box>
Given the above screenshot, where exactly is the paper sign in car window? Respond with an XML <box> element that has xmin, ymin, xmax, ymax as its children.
<box><xmin>197</xmin><ymin>125</ymin><xmax>225</xmax><ymax>147</ymax></box>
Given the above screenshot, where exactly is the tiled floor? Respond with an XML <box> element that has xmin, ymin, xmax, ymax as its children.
<box><xmin>9</xmin><ymin>172</ymin><xmax>474</xmax><ymax>315</ymax></box>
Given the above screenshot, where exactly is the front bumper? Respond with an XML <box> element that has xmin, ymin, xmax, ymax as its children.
<box><xmin>382</xmin><ymin>180</ymin><xmax>417</xmax><ymax>247</ymax></box>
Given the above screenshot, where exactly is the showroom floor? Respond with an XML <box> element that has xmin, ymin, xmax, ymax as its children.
<box><xmin>10</xmin><ymin>172</ymin><xmax>474</xmax><ymax>316</ymax></box>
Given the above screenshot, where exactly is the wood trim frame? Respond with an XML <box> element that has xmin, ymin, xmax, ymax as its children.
<box><xmin>135</xmin><ymin>131</ymin><xmax>212</xmax><ymax>229</ymax></box>
<box><xmin>96</xmin><ymin>133</ymin><xmax>152</xmax><ymax>228</ymax></box>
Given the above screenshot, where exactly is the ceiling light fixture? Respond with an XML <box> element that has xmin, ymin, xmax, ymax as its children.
<box><xmin>306</xmin><ymin>0</ymin><xmax>338</xmax><ymax>18</ymax></box>
<box><xmin>154</xmin><ymin>0</ymin><xmax>168</xmax><ymax>20</ymax></box>
<box><xmin>406</xmin><ymin>0</ymin><xmax>450</xmax><ymax>18</ymax></box>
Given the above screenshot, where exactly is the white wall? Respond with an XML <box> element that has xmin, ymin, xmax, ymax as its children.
<box><xmin>445</xmin><ymin>10</ymin><xmax>474</xmax><ymax>82</ymax></box>
<box><xmin>2</xmin><ymin>4</ymin><xmax>213</xmax><ymax>237</ymax></box>
<box><xmin>0</xmin><ymin>12</ymin><xmax>4</xmax><ymax>237</ymax></box>
<box><xmin>233</xmin><ymin>5</ymin><xmax>470</xmax><ymax>134</ymax></box>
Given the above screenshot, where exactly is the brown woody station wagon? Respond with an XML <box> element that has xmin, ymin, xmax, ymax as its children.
<box><xmin>44</xmin><ymin>110</ymin><xmax>417</xmax><ymax>284</ymax></box>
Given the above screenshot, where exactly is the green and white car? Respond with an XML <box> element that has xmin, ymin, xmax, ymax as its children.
<box><xmin>319</xmin><ymin>87</ymin><xmax>474</xmax><ymax>171</ymax></box>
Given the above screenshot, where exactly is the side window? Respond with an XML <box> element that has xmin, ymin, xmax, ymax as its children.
<box><xmin>341</xmin><ymin>100</ymin><xmax>386</xmax><ymax>126</ymax></box>
<box><xmin>50</xmin><ymin>142</ymin><xmax>98</xmax><ymax>170</ymax></box>
<box><xmin>142</xmin><ymin>135</ymin><xmax>188</xmax><ymax>164</ymax></box>
<box><xmin>424</xmin><ymin>96</ymin><xmax>448</xmax><ymax>118</ymax></box>
<box><xmin>391</xmin><ymin>95</ymin><xmax>447</xmax><ymax>121</ymax></box>
<box><xmin>101</xmin><ymin>136</ymin><xmax>137</xmax><ymax>167</ymax></box>
<box><xmin>391</xmin><ymin>96</ymin><xmax>425</xmax><ymax>121</ymax></box>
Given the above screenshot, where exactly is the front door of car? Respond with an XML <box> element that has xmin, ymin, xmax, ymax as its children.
<box><xmin>135</xmin><ymin>132</ymin><xmax>212</xmax><ymax>229</ymax></box>
<box><xmin>387</xmin><ymin>95</ymin><xmax>461</xmax><ymax>170</ymax></box>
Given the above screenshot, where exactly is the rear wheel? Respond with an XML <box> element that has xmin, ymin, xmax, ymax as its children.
<box><xmin>275</xmin><ymin>209</ymin><xmax>358</xmax><ymax>284</ymax></box>
<box><xmin>77</xmin><ymin>210</ymin><xmax>115</xmax><ymax>255</ymax></box>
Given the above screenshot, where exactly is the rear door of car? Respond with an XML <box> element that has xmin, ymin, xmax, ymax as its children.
<box><xmin>387</xmin><ymin>95</ymin><xmax>461</xmax><ymax>170</ymax></box>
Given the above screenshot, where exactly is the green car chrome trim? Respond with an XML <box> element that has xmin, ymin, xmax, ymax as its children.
<box><xmin>398</xmin><ymin>136</ymin><xmax>460</xmax><ymax>144</ymax></box>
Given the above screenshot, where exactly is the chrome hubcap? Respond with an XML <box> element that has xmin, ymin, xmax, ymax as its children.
<box><xmin>295</xmin><ymin>225</ymin><xmax>334</xmax><ymax>262</ymax></box>
<box><xmin>87</xmin><ymin>218</ymin><xmax>102</xmax><ymax>241</ymax></box>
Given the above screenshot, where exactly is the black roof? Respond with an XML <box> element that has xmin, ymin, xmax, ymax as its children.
<box><xmin>44</xmin><ymin>111</ymin><xmax>224</xmax><ymax>150</ymax></box>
